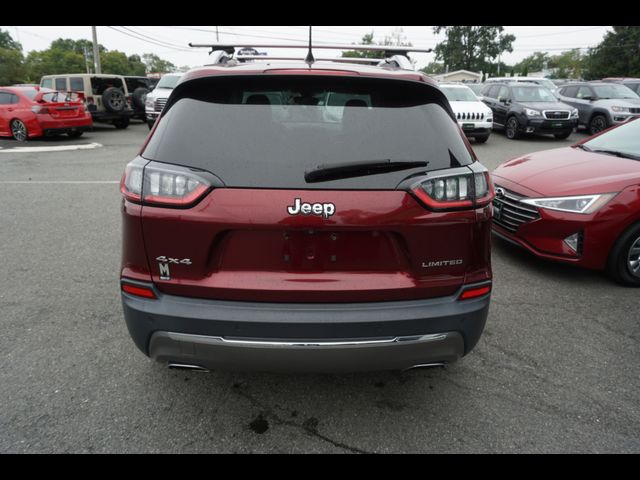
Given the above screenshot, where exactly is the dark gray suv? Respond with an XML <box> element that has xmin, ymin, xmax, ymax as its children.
<box><xmin>556</xmin><ymin>82</ymin><xmax>640</xmax><ymax>135</ymax></box>
<box><xmin>481</xmin><ymin>82</ymin><xmax>577</xmax><ymax>140</ymax></box>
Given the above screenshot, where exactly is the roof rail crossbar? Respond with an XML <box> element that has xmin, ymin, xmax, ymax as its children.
<box><xmin>234</xmin><ymin>55</ymin><xmax>385</xmax><ymax>65</ymax></box>
<box><xmin>189</xmin><ymin>43</ymin><xmax>432</xmax><ymax>58</ymax></box>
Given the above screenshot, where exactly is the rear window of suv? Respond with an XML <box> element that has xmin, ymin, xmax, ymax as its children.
<box><xmin>143</xmin><ymin>75</ymin><xmax>474</xmax><ymax>190</ymax></box>
<box><xmin>90</xmin><ymin>77</ymin><xmax>125</xmax><ymax>95</ymax></box>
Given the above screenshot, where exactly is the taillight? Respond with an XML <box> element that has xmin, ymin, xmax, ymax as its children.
<box><xmin>86</xmin><ymin>96</ymin><xmax>94</xmax><ymax>104</ymax></box>
<box><xmin>31</xmin><ymin>105</ymin><xmax>50</xmax><ymax>114</ymax></box>
<box><xmin>120</xmin><ymin>160</ymin><xmax>212</xmax><ymax>208</ymax></box>
<box><xmin>411</xmin><ymin>169</ymin><xmax>494</xmax><ymax>211</ymax></box>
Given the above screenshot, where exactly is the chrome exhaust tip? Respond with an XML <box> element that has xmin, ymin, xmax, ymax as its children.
<box><xmin>167</xmin><ymin>362</ymin><xmax>210</xmax><ymax>372</ymax></box>
<box><xmin>403</xmin><ymin>362</ymin><xmax>446</xmax><ymax>372</ymax></box>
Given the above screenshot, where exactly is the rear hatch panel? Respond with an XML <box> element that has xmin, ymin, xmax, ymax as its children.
<box><xmin>141</xmin><ymin>188</ymin><xmax>476</xmax><ymax>302</ymax></box>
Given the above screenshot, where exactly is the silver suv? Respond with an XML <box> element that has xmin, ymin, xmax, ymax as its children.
<box><xmin>144</xmin><ymin>74</ymin><xmax>181</xmax><ymax>129</ymax></box>
<box><xmin>557</xmin><ymin>82</ymin><xmax>640</xmax><ymax>134</ymax></box>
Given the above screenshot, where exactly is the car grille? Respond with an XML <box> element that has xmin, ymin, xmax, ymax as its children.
<box><xmin>154</xmin><ymin>98</ymin><xmax>168</xmax><ymax>113</ymax></box>
<box><xmin>492</xmin><ymin>186</ymin><xmax>540</xmax><ymax>232</ymax></box>
<box><xmin>543</xmin><ymin>110</ymin><xmax>570</xmax><ymax>120</ymax></box>
<box><xmin>456</xmin><ymin>112</ymin><xmax>485</xmax><ymax>120</ymax></box>
<box><xmin>629</xmin><ymin>107</ymin><xmax>640</xmax><ymax>114</ymax></box>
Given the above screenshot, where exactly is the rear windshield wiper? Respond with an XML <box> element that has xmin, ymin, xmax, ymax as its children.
<box><xmin>590</xmin><ymin>149</ymin><xmax>640</xmax><ymax>160</ymax></box>
<box><xmin>305</xmin><ymin>159</ymin><xmax>429</xmax><ymax>183</ymax></box>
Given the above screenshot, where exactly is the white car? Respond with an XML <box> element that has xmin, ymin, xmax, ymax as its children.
<box><xmin>439</xmin><ymin>84</ymin><xmax>493</xmax><ymax>143</ymax></box>
<box><xmin>144</xmin><ymin>74</ymin><xmax>182</xmax><ymax>129</ymax></box>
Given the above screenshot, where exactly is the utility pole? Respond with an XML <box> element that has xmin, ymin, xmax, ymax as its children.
<box><xmin>83</xmin><ymin>45</ymin><xmax>91</xmax><ymax>73</ymax></box>
<box><xmin>91</xmin><ymin>26</ymin><xmax>102</xmax><ymax>74</ymax></box>
<box><xmin>215</xmin><ymin>26</ymin><xmax>219</xmax><ymax>42</ymax></box>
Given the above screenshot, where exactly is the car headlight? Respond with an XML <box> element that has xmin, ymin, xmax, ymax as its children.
<box><xmin>145</xmin><ymin>98</ymin><xmax>154</xmax><ymax>109</ymax></box>
<box><xmin>571</xmin><ymin>109</ymin><xmax>578</xmax><ymax>118</ymax></box>
<box><xmin>525</xmin><ymin>108</ymin><xmax>541</xmax><ymax>117</ymax></box>
<box><xmin>521</xmin><ymin>193</ymin><xmax>618</xmax><ymax>214</ymax></box>
<box><xmin>611</xmin><ymin>106</ymin><xmax>629</xmax><ymax>113</ymax></box>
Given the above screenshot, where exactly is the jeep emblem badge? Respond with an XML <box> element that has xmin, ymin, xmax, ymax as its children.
<box><xmin>287</xmin><ymin>198</ymin><xmax>336</xmax><ymax>219</ymax></box>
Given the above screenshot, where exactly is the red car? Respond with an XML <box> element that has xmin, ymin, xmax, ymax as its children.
<box><xmin>0</xmin><ymin>86</ymin><xmax>92</xmax><ymax>141</ymax></box>
<box><xmin>119</xmin><ymin>46</ymin><xmax>494</xmax><ymax>373</ymax></box>
<box><xmin>492</xmin><ymin>118</ymin><xmax>640</xmax><ymax>286</ymax></box>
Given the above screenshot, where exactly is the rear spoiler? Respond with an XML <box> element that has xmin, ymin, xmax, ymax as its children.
<box><xmin>36</xmin><ymin>90</ymin><xmax>85</xmax><ymax>103</ymax></box>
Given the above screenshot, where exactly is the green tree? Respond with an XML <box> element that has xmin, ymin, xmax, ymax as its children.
<box><xmin>0</xmin><ymin>49</ymin><xmax>27</xmax><ymax>85</ymax></box>
<box><xmin>127</xmin><ymin>55</ymin><xmax>147</xmax><ymax>76</ymax></box>
<box><xmin>342</xmin><ymin>32</ymin><xmax>385</xmax><ymax>59</ymax></box>
<box><xmin>420</xmin><ymin>61</ymin><xmax>445</xmax><ymax>75</ymax></box>
<box><xmin>549</xmin><ymin>49</ymin><xmax>584</xmax><ymax>79</ymax></box>
<box><xmin>142</xmin><ymin>53</ymin><xmax>176</xmax><ymax>74</ymax></box>
<box><xmin>100</xmin><ymin>51</ymin><xmax>131</xmax><ymax>75</ymax></box>
<box><xmin>433</xmin><ymin>26</ymin><xmax>515</xmax><ymax>74</ymax></box>
<box><xmin>584</xmin><ymin>26</ymin><xmax>640</xmax><ymax>79</ymax></box>
<box><xmin>25</xmin><ymin>49</ymin><xmax>86</xmax><ymax>80</ymax></box>
<box><xmin>0</xmin><ymin>29</ymin><xmax>26</xmax><ymax>84</ymax></box>
<box><xmin>514</xmin><ymin>51</ymin><xmax>551</xmax><ymax>76</ymax></box>
<box><xmin>0</xmin><ymin>29</ymin><xmax>22</xmax><ymax>51</ymax></box>
<box><xmin>342</xmin><ymin>29</ymin><xmax>413</xmax><ymax>60</ymax></box>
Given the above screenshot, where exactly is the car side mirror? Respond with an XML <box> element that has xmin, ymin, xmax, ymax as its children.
<box><xmin>582</xmin><ymin>95</ymin><xmax>593</xmax><ymax>101</ymax></box>
<box><xmin>499</xmin><ymin>97</ymin><xmax>509</xmax><ymax>104</ymax></box>
<box><xmin>476</xmin><ymin>96</ymin><xmax>484</xmax><ymax>101</ymax></box>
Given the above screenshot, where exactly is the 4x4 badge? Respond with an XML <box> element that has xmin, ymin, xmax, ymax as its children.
<box><xmin>155</xmin><ymin>256</ymin><xmax>192</xmax><ymax>281</ymax></box>
<box><xmin>287</xmin><ymin>198</ymin><xmax>336</xmax><ymax>219</ymax></box>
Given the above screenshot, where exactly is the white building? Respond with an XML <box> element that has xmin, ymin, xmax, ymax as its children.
<box><xmin>432</xmin><ymin>69</ymin><xmax>482</xmax><ymax>83</ymax></box>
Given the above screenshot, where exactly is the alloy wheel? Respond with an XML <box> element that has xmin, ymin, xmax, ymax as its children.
<box><xmin>109</xmin><ymin>97</ymin><xmax>124</xmax><ymax>110</ymax></box>
<box><xmin>11</xmin><ymin>120</ymin><xmax>28</xmax><ymax>142</ymax></box>
<box><xmin>628</xmin><ymin>236</ymin><xmax>640</xmax><ymax>278</ymax></box>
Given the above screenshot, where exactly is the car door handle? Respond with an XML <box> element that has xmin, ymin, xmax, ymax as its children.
<box><xmin>7</xmin><ymin>108</ymin><xmax>14</xmax><ymax>112</ymax></box>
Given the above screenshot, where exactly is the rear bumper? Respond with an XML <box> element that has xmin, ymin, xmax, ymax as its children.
<box><xmin>150</xmin><ymin>331</ymin><xmax>464</xmax><ymax>372</ymax></box>
<box><xmin>121</xmin><ymin>280</ymin><xmax>491</xmax><ymax>372</ymax></box>
<box><xmin>90</xmin><ymin>111</ymin><xmax>133</xmax><ymax>122</ymax></box>
<box><xmin>42</xmin><ymin>125</ymin><xmax>92</xmax><ymax>136</ymax></box>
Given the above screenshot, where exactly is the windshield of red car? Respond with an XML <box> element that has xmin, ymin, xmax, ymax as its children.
<box><xmin>583</xmin><ymin>119</ymin><xmax>640</xmax><ymax>158</ymax></box>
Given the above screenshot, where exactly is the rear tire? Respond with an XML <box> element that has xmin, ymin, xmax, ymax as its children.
<box><xmin>102</xmin><ymin>87</ymin><xmax>126</xmax><ymax>113</ymax></box>
<box><xmin>554</xmin><ymin>131</ymin><xmax>572</xmax><ymax>140</ymax></box>
<box><xmin>607</xmin><ymin>222</ymin><xmax>640</xmax><ymax>287</ymax></box>
<box><xmin>10</xmin><ymin>119</ymin><xmax>28</xmax><ymax>142</ymax></box>
<box><xmin>113</xmin><ymin>117</ymin><xmax>130</xmax><ymax>129</ymax></box>
<box><xmin>588</xmin><ymin>114</ymin><xmax>608</xmax><ymax>136</ymax></box>
<box><xmin>474</xmin><ymin>134</ymin><xmax>489</xmax><ymax>144</ymax></box>
<box><xmin>67</xmin><ymin>130</ymin><xmax>84</xmax><ymax>138</ymax></box>
<box><xmin>132</xmin><ymin>87</ymin><xmax>149</xmax><ymax>110</ymax></box>
<box><xmin>505</xmin><ymin>116</ymin><xmax>521</xmax><ymax>140</ymax></box>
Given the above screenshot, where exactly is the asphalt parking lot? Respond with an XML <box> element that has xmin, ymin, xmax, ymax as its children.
<box><xmin>1</xmin><ymin>122</ymin><xmax>638</xmax><ymax>453</ymax></box>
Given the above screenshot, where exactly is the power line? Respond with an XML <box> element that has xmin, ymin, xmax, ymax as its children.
<box><xmin>106</xmin><ymin>26</ymin><xmax>192</xmax><ymax>52</ymax></box>
<box><xmin>161</xmin><ymin>25</ymin><xmax>352</xmax><ymax>45</ymax></box>
<box><xmin>119</xmin><ymin>26</ymin><xmax>191</xmax><ymax>51</ymax></box>
<box><xmin>514</xmin><ymin>26</ymin><xmax>609</xmax><ymax>39</ymax></box>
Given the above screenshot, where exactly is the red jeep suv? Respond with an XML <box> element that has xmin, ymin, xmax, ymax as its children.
<box><xmin>119</xmin><ymin>53</ymin><xmax>494</xmax><ymax>372</ymax></box>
